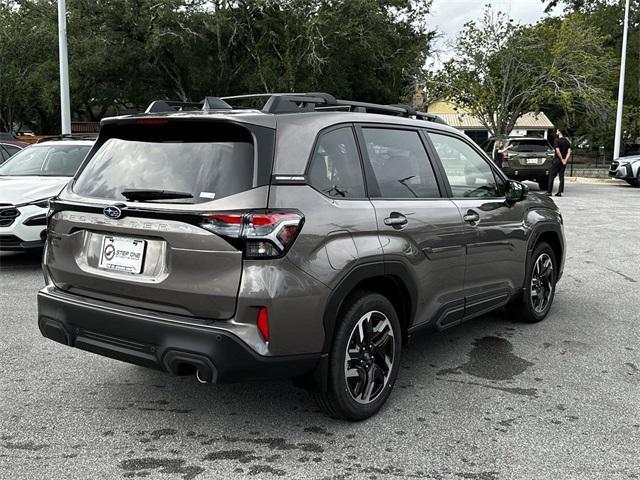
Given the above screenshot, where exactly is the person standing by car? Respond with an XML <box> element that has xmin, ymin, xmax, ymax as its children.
<box><xmin>546</xmin><ymin>128</ymin><xmax>571</xmax><ymax>197</ymax></box>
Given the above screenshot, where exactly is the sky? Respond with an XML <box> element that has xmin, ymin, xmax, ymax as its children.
<box><xmin>427</xmin><ymin>0</ymin><xmax>564</xmax><ymax>68</ymax></box>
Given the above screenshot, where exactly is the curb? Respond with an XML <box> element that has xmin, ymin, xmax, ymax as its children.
<box><xmin>563</xmin><ymin>176</ymin><xmax>625</xmax><ymax>185</ymax></box>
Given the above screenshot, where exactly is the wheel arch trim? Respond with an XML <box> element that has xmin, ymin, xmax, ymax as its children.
<box><xmin>321</xmin><ymin>261</ymin><xmax>418</xmax><ymax>353</ymax></box>
<box><xmin>526</xmin><ymin>222</ymin><xmax>565</xmax><ymax>284</ymax></box>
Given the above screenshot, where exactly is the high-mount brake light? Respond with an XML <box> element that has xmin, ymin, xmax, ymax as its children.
<box><xmin>135</xmin><ymin>118</ymin><xmax>169</xmax><ymax>125</ymax></box>
<box><xmin>201</xmin><ymin>210</ymin><xmax>304</xmax><ymax>259</ymax></box>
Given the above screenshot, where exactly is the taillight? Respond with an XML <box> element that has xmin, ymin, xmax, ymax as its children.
<box><xmin>206</xmin><ymin>213</ymin><xmax>244</xmax><ymax>237</ymax></box>
<box><xmin>501</xmin><ymin>151</ymin><xmax>510</xmax><ymax>168</ymax></box>
<box><xmin>201</xmin><ymin>210</ymin><xmax>304</xmax><ymax>259</ymax></box>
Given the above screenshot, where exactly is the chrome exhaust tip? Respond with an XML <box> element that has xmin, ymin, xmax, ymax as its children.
<box><xmin>196</xmin><ymin>369</ymin><xmax>211</xmax><ymax>384</ymax></box>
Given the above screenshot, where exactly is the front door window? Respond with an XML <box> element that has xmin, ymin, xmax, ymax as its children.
<box><xmin>428</xmin><ymin>133</ymin><xmax>502</xmax><ymax>198</ymax></box>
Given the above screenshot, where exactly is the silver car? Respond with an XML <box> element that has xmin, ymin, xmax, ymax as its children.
<box><xmin>38</xmin><ymin>94</ymin><xmax>565</xmax><ymax>420</ymax></box>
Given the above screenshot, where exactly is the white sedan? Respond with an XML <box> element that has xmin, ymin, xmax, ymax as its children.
<box><xmin>0</xmin><ymin>138</ymin><xmax>93</xmax><ymax>251</ymax></box>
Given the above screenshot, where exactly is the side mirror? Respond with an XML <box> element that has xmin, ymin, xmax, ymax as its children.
<box><xmin>505</xmin><ymin>180</ymin><xmax>528</xmax><ymax>203</ymax></box>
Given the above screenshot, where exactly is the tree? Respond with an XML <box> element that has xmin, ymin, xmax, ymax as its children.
<box><xmin>0</xmin><ymin>0</ymin><xmax>436</xmax><ymax>133</ymax></box>
<box><xmin>542</xmin><ymin>0</ymin><xmax>640</xmax><ymax>153</ymax></box>
<box><xmin>428</xmin><ymin>7</ymin><xmax>615</xmax><ymax>138</ymax></box>
<box><xmin>0</xmin><ymin>1</ymin><xmax>60</xmax><ymax>133</ymax></box>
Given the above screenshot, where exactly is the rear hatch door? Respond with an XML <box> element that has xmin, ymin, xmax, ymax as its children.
<box><xmin>508</xmin><ymin>139</ymin><xmax>553</xmax><ymax>169</ymax></box>
<box><xmin>45</xmin><ymin>118</ymin><xmax>274</xmax><ymax>319</ymax></box>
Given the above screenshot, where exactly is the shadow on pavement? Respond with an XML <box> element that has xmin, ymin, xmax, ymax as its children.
<box><xmin>86</xmin><ymin>310</ymin><xmax>520</xmax><ymax>424</ymax></box>
<box><xmin>0</xmin><ymin>250</ymin><xmax>43</xmax><ymax>270</ymax></box>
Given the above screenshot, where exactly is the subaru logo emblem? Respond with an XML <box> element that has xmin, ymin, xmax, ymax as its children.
<box><xmin>103</xmin><ymin>206</ymin><xmax>122</xmax><ymax>219</ymax></box>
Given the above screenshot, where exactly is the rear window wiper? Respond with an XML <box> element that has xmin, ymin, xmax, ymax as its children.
<box><xmin>121</xmin><ymin>189</ymin><xmax>194</xmax><ymax>202</ymax></box>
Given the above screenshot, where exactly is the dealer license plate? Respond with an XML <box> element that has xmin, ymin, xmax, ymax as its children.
<box><xmin>98</xmin><ymin>236</ymin><xmax>146</xmax><ymax>274</ymax></box>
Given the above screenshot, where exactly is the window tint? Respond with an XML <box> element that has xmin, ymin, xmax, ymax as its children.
<box><xmin>0</xmin><ymin>146</ymin><xmax>8</xmax><ymax>162</ymax></box>
<box><xmin>308</xmin><ymin>127</ymin><xmax>365</xmax><ymax>198</ymax></box>
<box><xmin>362</xmin><ymin>128</ymin><xmax>440</xmax><ymax>199</ymax></box>
<box><xmin>429</xmin><ymin>133</ymin><xmax>501</xmax><ymax>198</ymax></box>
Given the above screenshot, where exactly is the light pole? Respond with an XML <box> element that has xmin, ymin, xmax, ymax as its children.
<box><xmin>58</xmin><ymin>0</ymin><xmax>71</xmax><ymax>135</ymax></box>
<box><xmin>613</xmin><ymin>0</ymin><xmax>630</xmax><ymax>160</ymax></box>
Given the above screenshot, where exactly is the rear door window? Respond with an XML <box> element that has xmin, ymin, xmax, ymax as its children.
<box><xmin>308</xmin><ymin>127</ymin><xmax>365</xmax><ymax>198</ymax></box>
<box><xmin>74</xmin><ymin>124</ymin><xmax>255</xmax><ymax>203</ymax></box>
<box><xmin>362</xmin><ymin>128</ymin><xmax>440</xmax><ymax>199</ymax></box>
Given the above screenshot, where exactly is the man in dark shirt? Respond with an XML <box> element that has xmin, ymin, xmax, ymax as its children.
<box><xmin>546</xmin><ymin>129</ymin><xmax>571</xmax><ymax>197</ymax></box>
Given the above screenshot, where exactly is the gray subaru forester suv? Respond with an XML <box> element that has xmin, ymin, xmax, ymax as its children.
<box><xmin>38</xmin><ymin>93</ymin><xmax>565</xmax><ymax>420</ymax></box>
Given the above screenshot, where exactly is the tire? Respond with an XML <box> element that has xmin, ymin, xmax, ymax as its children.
<box><xmin>313</xmin><ymin>291</ymin><xmax>402</xmax><ymax>421</ymax></box>
<box><xmin>506</xmin><ymin>242</ymin><xmax>557</xmax><ymax>323</ymax></box>
<box><xmin>537</xmin><ymin>179</ymin><xmax>548</xmax><ymax>191</ymax></box>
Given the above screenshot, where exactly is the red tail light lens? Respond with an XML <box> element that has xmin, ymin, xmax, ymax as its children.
<box><xmin>257</xmin><ymin>307</ymin><xmax>269</xmax><ymax>342</ymax></box>
<box><xmin>206</xmin><ymin>213</ymin><xmax>244</xmax><ymax>237</ymax></box>
<box><xmin>201</xmin><ymin>210</ymin><xmax>304</xmax><ymax>259</ymax></box>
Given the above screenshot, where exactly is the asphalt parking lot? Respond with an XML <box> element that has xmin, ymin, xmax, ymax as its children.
<box><xmin>1</xmin><ymin>182</ymin><xmax>638</xmax><ymax>480</ymax></box>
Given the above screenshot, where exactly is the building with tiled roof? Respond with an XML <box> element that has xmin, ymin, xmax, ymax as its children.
<box><xmin>427</xmin><ymin>100</ymin><xmax>554</xmax><ymax>146</ymax></box>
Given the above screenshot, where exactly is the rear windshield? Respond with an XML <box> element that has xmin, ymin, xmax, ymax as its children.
<box><xmin>509</xmin><ymin>140</ymin><xmax>552</xmax><ymax>152</ymax></box>
<box><xmin>74</xmin><ymin>132</ymin><xmax>254</xmax><ymax>204</ymax></box>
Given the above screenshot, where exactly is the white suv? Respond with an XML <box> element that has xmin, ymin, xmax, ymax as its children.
<box><xmin>0</xmin><ymin>138</ymin><xmax>93</xmax><ymax>250</ymax></box>
<box><xmin>609</xmin><ymin>155</ymin><xmax>640</xmax><ymax>187</ymax></box>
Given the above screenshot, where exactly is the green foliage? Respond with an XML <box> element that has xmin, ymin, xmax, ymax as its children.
<box><xmin>0</xmin><ymin>1</ymin><xmax>59</xmax><ymax>132</ymax></box>
<box><xmin>0</xmin><ymin>0</ymin><xmax>435</xmax><ymax>133</ymax></box>
<box><xmin>428</xmin><ymin>6</ymin><xmax>615</xmax><ymax>139</ymax></box>
<box><xmin>543</xmin><ymin>0</ymin><xmax>640</xmax><ymax>151</ymax></box>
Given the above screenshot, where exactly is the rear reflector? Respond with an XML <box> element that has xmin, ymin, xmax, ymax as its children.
<box><xmin>257</xmin><ymin>307</ymin><xmax>269</xmax><ymax>342</ymax></box>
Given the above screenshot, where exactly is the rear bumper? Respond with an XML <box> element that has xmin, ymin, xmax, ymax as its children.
<box><xmin>502</xmin><ymin>167</ymin><xmax>549</xmax><ymax>181</ymax></box>
<box><xmin>37</xmin><ymin>286</ymin><xmax>321</xmax><ymax>383</ymax></box>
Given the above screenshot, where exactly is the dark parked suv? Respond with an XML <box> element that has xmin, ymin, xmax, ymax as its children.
<box><xmin>482</xmin><ymin>137</ymin><xmax>555</xmax><ymax>191</ymax></box>
<box><xmin>38</xmin><ymin>94</ymin><xmax>565</xmax><ymax>420</ymax></box>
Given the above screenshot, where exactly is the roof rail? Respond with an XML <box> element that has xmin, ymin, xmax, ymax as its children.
<box><xmin>145</xmin><ymin>100</ymin><xmax>202</xmax><ymax>113</ymax></box>
<box><xmin>144</xmin><ymin>93</ymin><xmax>447</xmax><ymax>124</ymax></box>
<box><xmin>145</xmin><ymin>98</ymin><xmax>232</xmax><ymax>113</ymax></box>
<box><xmin>219</xmin><ymin>93</ymin><xmax>332</xmax><ymax>114</ymax></box>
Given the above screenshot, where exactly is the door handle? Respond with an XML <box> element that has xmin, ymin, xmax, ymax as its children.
<box><xmin>463</xmin><ymin>211</ymin><xmax>480</xmax><ymax>223</ymax></box>
<box><xmin>384</xmin><ymin>212</ymin><xmax>408</xmax><ymax>227</ymax></box>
